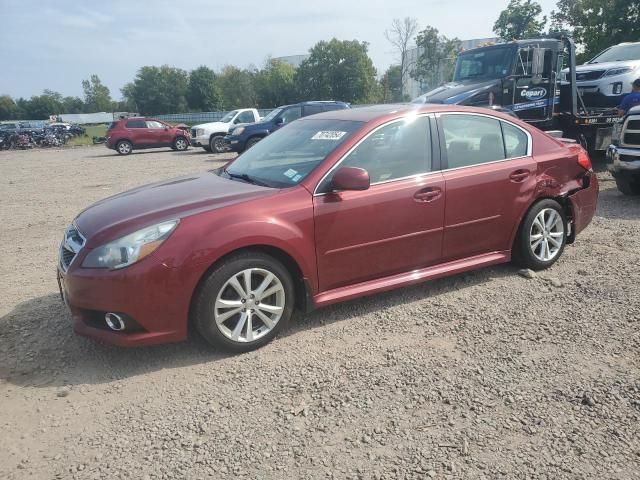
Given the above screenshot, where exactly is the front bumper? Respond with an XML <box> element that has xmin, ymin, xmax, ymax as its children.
<box><xmin>606</xmin><ymin>145</ymin><xmax>640</xmax><ymax>177</ymax></box>
<box><xmin>57</xmin><ymin>258</ymin><xmax>191</xmax><ymax>347</ymax></box>
<box><xmin>223</xmin><ymin>135</ymin><xmax>244</xmax><ymax>153</ymax></box>
<box><xmin>191</xmin><ymin>135</ymin><xmax>208</xmax><ymax>148</ymax></box>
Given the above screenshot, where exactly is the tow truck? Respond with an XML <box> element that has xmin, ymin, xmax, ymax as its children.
<box><xmin>412</xmin><ymin>34</ymin><xmax>620</xmax><ymax>152</ymax></box>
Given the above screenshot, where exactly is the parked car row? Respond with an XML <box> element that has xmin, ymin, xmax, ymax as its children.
<box><xmin>0</xmin><ymin>121</ymin><xmax>86</xmax><ymax>150</ymax></box>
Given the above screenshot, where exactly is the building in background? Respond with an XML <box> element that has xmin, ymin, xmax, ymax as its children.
<box><xmin>402</xmin><ymin>37</ymin><xmax>500</xmax><ymax>99</ymax></box>
<box><xmin>273</xmin><ymin>54</ymin><xmax>309</xmax><ymax>68</ymax></box>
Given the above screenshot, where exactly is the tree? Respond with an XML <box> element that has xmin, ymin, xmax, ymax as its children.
<box><xmin>551</xmin><ymin>0</ymin><xmax>640</xmax><ymax>60</ymax></box>
<box><xmin>296</xmin><ymin>39</ymin><xmax>379</xmax><ymax>104</ymax></box>
<box><xmin>255</xmin><ymin>58</ymin><xmax>298</xmax><ymax>108</ymax></box>
<box><xmin>379</xmin><ymin>65</ymin><xmax>404</xmax><ymax>103</ymax></box>
<box><xmin>82</xmin><ymin>74</ymin><xmax>113</xmax><ymax>112</ymax></box>
<box><xmin>493</xmin><ymin>0</ymin><xmax>546</xmax><ymax>40</ymax></box>
<box><xmin>385</xmin><ymin>17</ymin><xmax>419</xmax><ymax>97</ymax></box>
<box><xmin>413</xmin><ymin>27</ymin><xmax>462</xmax><ymax>91</ymax></box>
<box><xmin>187</xmin><ymin>66</ymin><xmax>223</xmax><ymax>112</ymax></box>
<box><xmin>217</xmin><ymin>66</ymin><xmax>258</xmax><ymax>109</ymax></box>
<box><xmin>21</xmin><ymin>90</ymin><xmax>64</xmax><ymax>119</ymax></box>
<box><xmin>122</xmin><ymin>65</ymin><xmax>189</xmax><ymax>115</ymax></box>
<box><xmin>62</xmin><ymin>96</ymin><xmax>85</xmax><ymax>114</ymax></box>
<box><xmin>0</xmin><ymin>95</ymin><xmax>18</xmax><ymax>120</ymax></box>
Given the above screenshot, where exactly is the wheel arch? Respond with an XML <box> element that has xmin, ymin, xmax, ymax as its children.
<box><xmin>188</xmin><ymin>244</ymin><xmax>313</xmax><ymax>330</ymax></box>
<box><xmin>510</xmin><ymin>194</ymin><xmax>574</xmax><ymax>253</ymax></box>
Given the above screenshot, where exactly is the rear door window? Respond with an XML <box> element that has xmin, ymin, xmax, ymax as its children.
<box><xmin>125</xmin><ymin>120</ymin><xmax>146</xmax><ymax>129</ymax></box>
<box><xmin>303</xmin><ymin>105</ymin><xmax>324</xmax><ymax>116</ymax></box>
<box><xmin>441</xmin><ymin>114</ymin><xmax>506</xmax><ymax>169</ymax></box>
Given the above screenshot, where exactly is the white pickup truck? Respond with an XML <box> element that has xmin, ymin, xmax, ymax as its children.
<box><xmin>191</xmin><ymin>108</ymin><xmax>261</xmax><ymax>153</ymax></box>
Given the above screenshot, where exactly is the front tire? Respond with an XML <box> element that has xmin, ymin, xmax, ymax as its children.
<box><xmin>615</xmin><ymin>176</ymin><xmax>640</xmax><ymax>196</ymax></box>
<box><xmin>210</xmin><ymin>135</ymin><xmax>226</xmax><ymax>154</ymax></box>
<box><xmin>174</xmin><ymin>136</ymin><xmax>189</xmax><ymax>151</ymax></box>
<box><xmin>245</xmin><ymin>136</ymin><xmax>262</xmax><ymax>150</ymax></box>
<box><xmin>116</xmin><ymin>140</ymin><xmax>132</xmax><ymax>155</ymax></box>
<box><xmin>193</xmin><ymin>252</ymin><xmax>294</xmax><ymax>352</ymax></box>
<box><xmin>513</xmin><ymin>199</ymin><xmax>567</xmax><ymax>271</ymax></box>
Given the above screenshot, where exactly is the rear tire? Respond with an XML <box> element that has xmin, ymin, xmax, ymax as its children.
<box><xmin>513</xmin><ymin>199</ymin><xmax>567</xmax><ymax>271</ymax></box>
<box><xmin>615</xmin><ymin>176</ymin><xmax>640</xmax><ymax>196</ymax></box>
<box><xmin>193</xmin><ymin>251</ymin><xmax>294</xmax><ymax>353</ymax></box>
<box><xmin>116</xmin><ymin>140</ymin><xmax>132</xmax><ymax>155</ymax></box>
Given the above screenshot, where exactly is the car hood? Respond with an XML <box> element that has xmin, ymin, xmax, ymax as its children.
<box><xmin>412</xmin><ymin>79</ymin><xmax>499</xmax><ymax>104</ymax></box>
<box><xmin>576</xmin><ymin>60</ymin><xmax>640</xmax><ymax>72</ymax></box>
<box><xmin>192</xmin><ymin>121</ymin><xmax>230</xmax><ymax>131</ymax></box>
<box><xmin>75</xmin><ymin>171</ymin><xmax>275</xmax><ymax>246</ymax></box>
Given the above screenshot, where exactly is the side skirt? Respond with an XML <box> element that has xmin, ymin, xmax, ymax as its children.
<box><xmin>313</xmin><ymin>251</ymin><xmax>511</xmax><ymax>308</ymax></box>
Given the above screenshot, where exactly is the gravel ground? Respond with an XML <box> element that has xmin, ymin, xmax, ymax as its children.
<box><xmin>0</xmin><ymin>145</ymin><xmax>639</xmax><ymax>480</ymax></box>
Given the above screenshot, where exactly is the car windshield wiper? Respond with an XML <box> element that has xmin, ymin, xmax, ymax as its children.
<box><xmin>224</xmin><ymin>170</ymin><xmax>271</xmax><ymax>187</ymax></box>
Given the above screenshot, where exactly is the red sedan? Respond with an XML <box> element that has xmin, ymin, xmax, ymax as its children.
<box><xmin>58</xmin><ymin>105</ymin><xmax>598</xmax><ymax>352</ymax></box>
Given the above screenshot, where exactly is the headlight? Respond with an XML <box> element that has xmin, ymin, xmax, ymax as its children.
<box><xmin>82</xmin><ymin>220</ymin><xmax>179</xmax><ymax>269</ymax></box>
<box><xmin>603</xmin><ymin>67</ymin><xmax>633</xmax><ymax>77</ymax></box>
<box><xmin>195</xmin><ymin>128</ymin><xmax>204</xmax><ymax>136</ymax></box>
<box><xmin>231</xmin><ymin>127</ymin><xmax>245</xmax><ymax>136</ymax></box>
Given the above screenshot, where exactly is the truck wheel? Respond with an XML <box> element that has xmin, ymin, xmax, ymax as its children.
<box><xmin>210</xmin><ymin>135</ymin><xmax>226</xmax><ymax>154</ymax></box>
<box><xmin>615</xmin><ymin>176</ymin><xmax>640</xmax><ymax>196</ymax></box>
<box><xmin>246</xmin><ymin>137</ymin><xmax>262</xmax><ymax>150</ymax></box>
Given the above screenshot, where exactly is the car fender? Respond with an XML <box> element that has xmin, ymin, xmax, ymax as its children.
<box><xmin>170</xmin><ymin>209</ymin><xmax>317</xmax><ymax>295</ymax></box>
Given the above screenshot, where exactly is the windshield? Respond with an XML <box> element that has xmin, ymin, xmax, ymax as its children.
<box><xmin>453</xmin><ymin>47</ymin><xmax>515</xmax><ymax>81</ymax></box>
<box><xmin>261</xmin><ymin>108</ymin><xmax>283</xmax><ymax>122</ymax></box>
<box><xmin>589</xmin><ymin>44</ymin><xmax>640</xmax><ymax>63</ymax></box>
<box><xmin>224</xmin><ymin>118</ymin><xmax>363</xmax><ymax>188</ymax></box>
<box><xmin>220</xmin><ymin>110</ymin><xmax>239</xmax><ymax>122</ymax></box>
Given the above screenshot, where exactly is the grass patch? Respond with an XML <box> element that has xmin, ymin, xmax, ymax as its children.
<box><xmin>67</xmin><ymin>124</ymin><xmax>108</xmax><ymax>146</ymax></box>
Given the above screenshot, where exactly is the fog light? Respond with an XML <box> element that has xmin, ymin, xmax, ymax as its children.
<box><xmin>613</xmin><ymin>82</ymin><xmax>623</xmax><ymax>95</ymax></box>
<box><xmin>105</xmin><ymin>312</ymin><xmax>125</xmax><ymax>331</ymax></box>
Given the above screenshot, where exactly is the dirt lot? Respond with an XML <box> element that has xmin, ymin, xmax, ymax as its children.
<box><xmin>0</xmin><ymin>145</ymin><xmax>639</xmax><ymax>479</ymax></box>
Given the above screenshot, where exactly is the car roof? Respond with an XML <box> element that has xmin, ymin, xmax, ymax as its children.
<box><xmin>303</xmin><ymin>103</ymin><xmax>524</xmax><ymax>123</ymax></box>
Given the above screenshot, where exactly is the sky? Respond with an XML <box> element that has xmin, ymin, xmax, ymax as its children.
<box><xmin>0</xmin><ymin>0</ymin><xmax>559</xmax><ymax>100</ymax></box>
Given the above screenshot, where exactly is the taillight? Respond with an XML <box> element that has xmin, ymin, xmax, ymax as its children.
<box><xmin>577</xmin><ymin>148</ymin><xmax>592</xmax><ymax>171</ymax></box>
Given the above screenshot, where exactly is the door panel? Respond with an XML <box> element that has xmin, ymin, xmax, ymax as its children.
<box><xmin>442</xmin><ymin>156</ymin><xmax>536</xmax><ymax>260</ymax></box>
<box><xmin>314</xmin><ymin>174</ymin><xmax>445</xmax><ymax>292</ymax></box>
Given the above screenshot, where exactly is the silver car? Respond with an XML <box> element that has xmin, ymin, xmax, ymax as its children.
<box><xmin>573</xmin><ymin>42</ymin><xmax>640</xmax><ymax>108</ymax></box>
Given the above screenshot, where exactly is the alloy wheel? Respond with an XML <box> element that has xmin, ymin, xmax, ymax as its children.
<box><xmin>529</xmin><ymin>208</ymin><xmax>564</xmax><ymax>262</ymax></box>
<box><xmin>213</xmin><ymin>136</ymin><xmax>226</xmax><ymax>153</ymax></box>
<box><xmin>175</xmin><ymin>138</ymin><xmax>187</xmax><ymax>151</ymax></box>
<box><xmin>214</xmin><ymin>268</ymin><xmax>285</xmax><ymax>343</ymax></box>
<box><xmin>118</xmin><ymin>142</ymin><xmax>131</xmax><ymax>154</ymax></box>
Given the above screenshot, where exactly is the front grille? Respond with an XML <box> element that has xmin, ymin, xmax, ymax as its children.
<box><xmin>59</xmin><ymin>224</ymin><xmax>86</xmax><ymax>271</ymax></box>
<box><xmin>623</xmin><ymin>132</ymin><xmax>640</xmax><ymax>146</ymax></box>
<box><xmin>626</xmin><ymin>120</ymin><xmax>640</xmax><ymax>130</ymax></box>
<box><xmin>576</xmin><ymin>70</ymin><xmax>605</xmax><ymax>81</ymax></box>
<box><xmin>191</xmin><ymin>128</ymin><xmax>197</xmax><ymax>138</ymax></box>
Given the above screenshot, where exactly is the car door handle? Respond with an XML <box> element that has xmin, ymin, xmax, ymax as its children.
<box><xmin>509</xmin><ymin>170</ymin><xmax>530</xmax><ymax>182</ymax></box>
<box><xmin>414</xmin><ymin>187</ymin><xmax>442</xmax><ymax>202</ymax></box>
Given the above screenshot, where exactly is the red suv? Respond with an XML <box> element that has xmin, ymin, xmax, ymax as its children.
<box><xmin>106</xmin><ymin>118</ymin><xmax>190</xmax><ymax>155</ymax></box>
<box><xmin>58</xmin><ymin>105</ymin><xmax>598</xmax><ymax>352</ymax></box>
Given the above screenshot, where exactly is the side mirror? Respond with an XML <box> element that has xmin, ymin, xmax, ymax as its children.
<box><xmin>532</xmin><ymin>47</ymin><xmax>545</xmax><ymax>84</ymax></box>
<box><xmin>274</xmin><ymin>117</ymin><xmax>284</xmax><ymax>125</ymax></box>
<box><xmin>331</xmin><ymin>167</ymin><xmax>370</xmax><ymax>191</ymax></box>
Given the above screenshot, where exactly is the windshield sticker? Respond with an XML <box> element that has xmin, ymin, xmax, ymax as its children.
<box><xmin>283</xmin><ymin>168</ymin><xmax>298</xmax><ymax>178</ymax></box>
<box><xmin>311</xmin><ymin>131</ymin><xmax>347</xmax><ymax>140</ymax></box>
<box><xmin>292</xmin><ymin>174</ymin><xmax>303</xmax><ymax>182</ymax></box>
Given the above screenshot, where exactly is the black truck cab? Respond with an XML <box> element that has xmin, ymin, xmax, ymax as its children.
<box><xmin>413</xmin><ymin>35</ymin><xmax>619</xmax><ymax>151</ymax></box>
